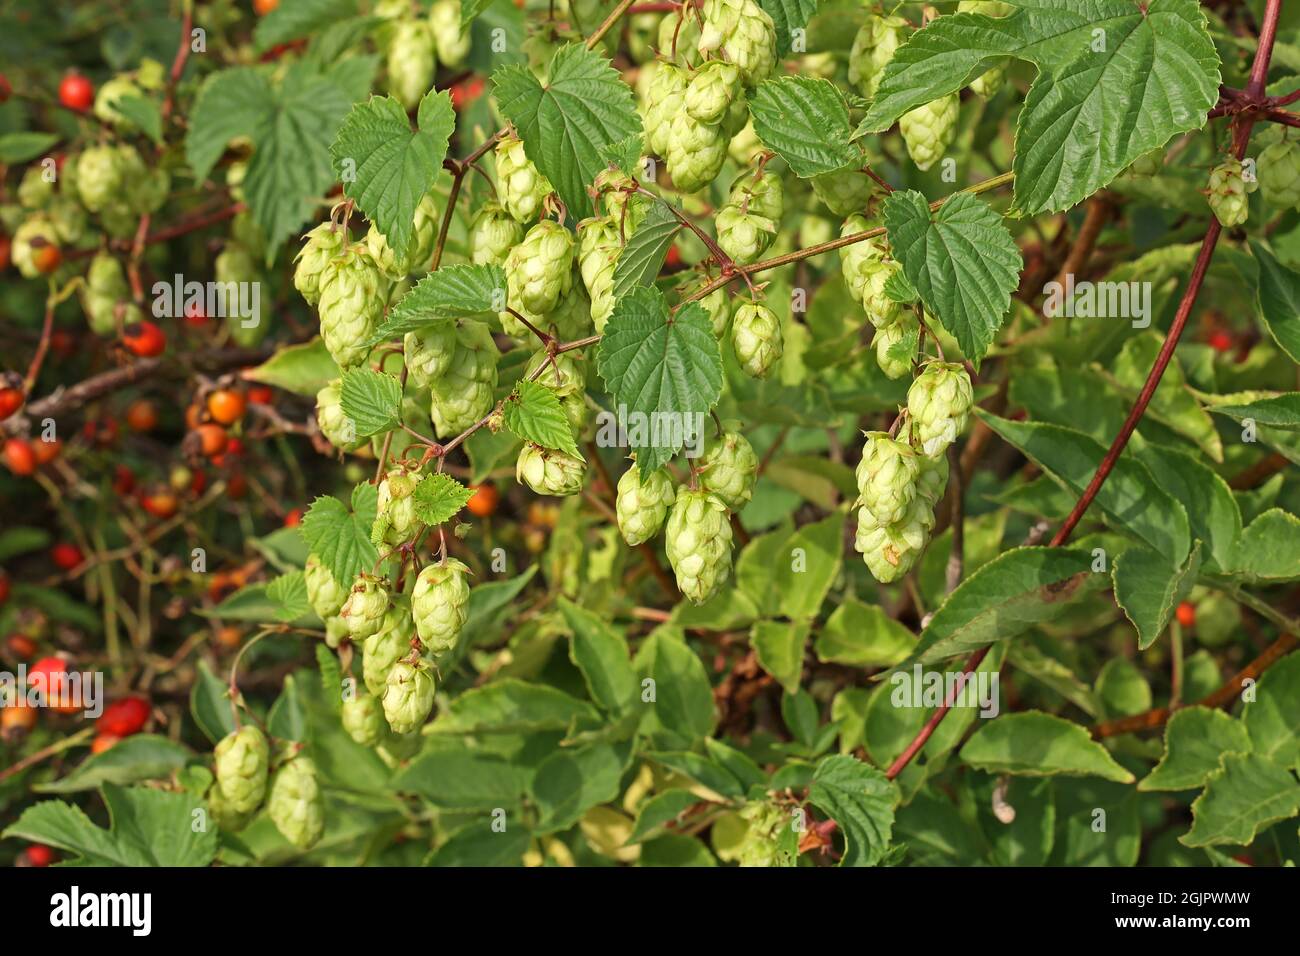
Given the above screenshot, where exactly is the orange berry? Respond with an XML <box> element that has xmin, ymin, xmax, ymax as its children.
<box><xmin>1176</xmin><ymin>602</ymin><xmax>1195</xmax><ymax>628</ymax></box>
<box><xmin>0</xmin><ymin>386</ymin><xmax>23</xmax><ymax>421</ymax></box>
<box><xmin>3</xmin><ymin>438</ymin><xmax>36</xmax><ymax>476</ymax></box>
<box><xmin>122</xmin><ymin>320</ymin><xmax>166</xmax><ymax>358</ymax></box>
<box><xmin>194</xmin><ymin>423</ymin><xmax>228</xmax><ymax>458</ymax></box>
<box><xmin>91</xmin><ymin>734</ymin><xmax>120</xmax><ymax>755</ymax></box>
<box><xmin>32</xmin><ymin>242</ymin><xmax>62</xmax><ymax>274</ymax></box>
<box><xmin>207</xmin><ymin>388</ymin><xmax>247</xmax><ymax>425</ymax></box>
<box><xmin>466</xmin><ymin>483</ymin><xmax>500</xmax><ymax>517</ymax></box>
<box><xmin>125</xmin><ymin>399</ymin><xmax>159</xmax><ymax>432</ymax></box>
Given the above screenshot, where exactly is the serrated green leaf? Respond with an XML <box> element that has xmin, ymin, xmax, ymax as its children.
<box><xmin>492</xmin><ymin>43</ymin><xmax>642</xmax><ymax>220</ymax></box>
<box><xmin>1131</xmin><ymin>444</ymin><xmax>1241</xmax><ymax>572</ymax></box>
<box><xmin>641</xmin><ymin>629</ymin><xmax>717</xmax><ymax>742</ymax></box>
<box><xmin>760</xmin><ymin>0</ymin><xmax>820</xmax><ymax>58</ymax></box>
<box><xmin>1139</xmin><ymin>708</ymin><xmax>1253</xmax><ymax>792</ymax></box>
<box><xmin>190</xmin><ymin>659</ymin><xmax>236</xmax><ymax>746</ymax></box>
<box><xmin>749</xmin><ymin>75</ymin><xmax>861</xmax><ymax>178</ymax></box>
<box><xmin>394</xmin><ymin>747</ymin><xmax>530</xmax><ymax>810</ymax></box>
<box><xmin>1182</xmin><ymin>753</ymin><xmax>1300</xmax><ymax>847</ymax></box>
<box><xmin>1249</xmin><ymin>240</ymin><xmax>1300</xmax><ymax>364</ymax></box>
<box><xmin>1224</xmin><ymin>508</ymin><xmax>1300</xmax><ymax>584</ymax></box>
<box><xmin>611</xmin><ymin>202</ymin><xmax>680</xmax><ymax>299</ymax></box>
<box><xmin>316</xmin><ymin>645</ymin><xmax>343</xmax><ymax>715</ymax></box>
<box><xmin>1242</xmin><ymin>651</ymin><xmax>1300</xmax><ymax>771</ymax></box>
<box><xmin>596</xmin><ymin>285</ymin><xmax>722</xmax><ymax>473</ymax></box>
<box><xmin>112</xmin><ymin>95</ymin><xmax>163</xmax><ymax>145</ymax></box>
<box><xmin>300</xmin><ymin>493</ymin><xmax>380</xmax><ymax>587</ymax></box>
<box><xmin>815</xmin><ymin>597</ymin><xmax>915</xmax><ymax>669</ymax></box>
<box><xmin>503</xmin><ymin>379</ymin><xmax>580</xmax><ymax>457</ymax></box>
<box><xmin>266</xmin><ymin>571</ymin><xmax>312</xmax><ymax>623</ymax></box>
<box><xmin>254</xmin><ymin>0</ymin><xmax>358</xmax><ymax>51</ymax></box>
<box><xmin>883</xmin><ymin>267</ymin><xmax>919</xmax><ymax>304</ymax></box>
<box><xmin>808</xmin><ymin>755</ymin><xmax>899</xmax><ymax>867</ymax></box>
<box><xmin>1210</xmin><ymin>393</ymin><xmax>1300</xmax><ymax>431</ymax></box>
<box><xmin>1112</xmin><ymin>542</ymin><xmax>1201</xmax><ymax>650</ymax></box>
<box><xmin>339</xmin><ymin>366</ymin><xmax>402</xmax><ymax>437</ymax></box>
<box><xmin>0</xmin><ymin>132</ymin><xmax>60</xmax><ymax>164</ymax></box>
<box><xmin>430</xmin><ymin>678</ymin><xmax>600</xmax><ymax>734</ymax></box>
<box><xmin>330</xmin><ymin>91</ymin><xmax>455</xmax><ymax>261</ymax></box>
<box><xmin>859</xmin><ymin>2</ymin><xmax>1220</xmax><ymax>216</ymax></box>
<box><xmin>979</xmin><ymin>412</ymin><xmax>1191</xmax><ymax>564</ymax></box>
<box><xmin>244</xmin><ymin>338</ymin><xmax>340</xmax><ymax>397</ymax></box>
<box><xmin>412</xmin><ymin>472</ymin><xmax>475</xmax><ymax>526</ymax></box>
<box><xmin>267</xmin><ymin>673</ymin><xmax>307</xmax><ymax>742</ymax></box>
<box><xmin>367</xmin><ymin>264</ymin><xmax>507</xmax><ymax>344</ymax></box>
<box><xmin>34</xmin><ymin>736</ymin><xmax>190</xmax><ymax>794</ymax></box>
<box><xmin>883</xmin><ymin>190</ymin><xmax>1021</xmax><ymax>364</ymax></box>
<box><xmin>559</xmin><ymin>597</ymin><xmax>638</xmax><ymax>715</ymax></box>
<box><xmin>960</xmin><ymin>711</ymin><xmax>1135</xmax><ymax>783</ymax></box>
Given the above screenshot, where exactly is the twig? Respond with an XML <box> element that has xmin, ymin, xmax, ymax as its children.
<box><xmin>943</xmin><ymin>442</ymin><xmax>964</xmax><ymax>594</ymax></box>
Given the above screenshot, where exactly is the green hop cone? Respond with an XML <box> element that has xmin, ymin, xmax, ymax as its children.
<box><xmin>365</xmin><ymin>225</ymin><xmax>411</xmax><ymax>280</ymax></box>
<box><xmin>698</xmin><ymin>430</ymin><xmax>758</xmax><ymax>511</ymax></box>
<box><xmin>1126</xmin><ymin>147</ymin><xmax>1165</xmax><ymax>177</ymax></box>
<box><xmin>900</xmin><ymin>94</ymin><xmax>959</xmax><ymax>172</ymax></box>
<box><xmin>318</xmin><ymin>245</ymin><xmax>384</xmax><ymax>368</ymax></box>
<box><xmin>340</xmin><ymin>573</ymin><xmax>391</xmax><ymax>641</ymax></box>
<box><xmin>643</xmin><ymin>62</ymin><xmax>689</xmax><ymax>158</ymax></box>
<box><xmin>907</xmin><ymin>361</ymin><xmax>973</xmax><ymax>458</ymax></box>
<box><xmin>268</xmin><ymin>754</ymin><xmax>325</xmax><ymax>850</ymax></box>
<box><xmin>18</xmin><ymin>167</ymin><xmax>54</xmax><ymax>210</ymax></box>
<box><xmin>728</xmin><ymin>167</ymin><xmax>784</xmax><ymax>221</ymax></box>
<box><xmin>1257</xmin><ymin>140</ymin><xmax>1300</xmax><ymax>209</ymax></box>
<box><xmin>855</xmin><ymin>501</ymin><xmax>930</xmax><ymax>583</ymax></box>
<box><xmin>716</xmin><ymin>204</ymin><xmax>776</xmax><ymax>265</ymax></box>
<box><xmin>915</xmin><ymin>448</ymin><xmax>950</xmax><ymax>509</ymax></box>
<box><xmin>11</xmin><ymin>217</ymin><xmax>59</xmax><ymax>280</ymax></box>
<box><xmin>811</xmin><ymin>169</ymin><xmax>878</xmax><ymax>217</ymax></box>
<box><xmin>665</xmin><ymin>115</ymin><xmax>728</xmax><ymax>194</ymax></box>
<box><xmin>315</xmin><ymin>379</ymin><xmax>364</xmax><ymax>452</ymax></box>
<box><xmin>48</xmin><ymin>197</ymin><xmax>87</xmax><ymax>245</ymax></box>
<box><xmin>496</xmin><ymin>134</ymin><xmax>553</xmax><ymax>223</ymax></box>
<box><xmin>403</xmin><ymin>320</ymin><xmax>457</xmax><ymax>386</ymax></box>
<box><xmin>363</xmin><ymin>612</ymin><xmax>409</xmax><ymax>695</ymax></box>
<box><xmin>129</xmin><ymin>166</ymin><xmax>170</xmax><ymax>216</ymax></box>
<box><xmin>729</xmin><ymin>118</ymin><xmax>764</xmax><ymax>166</ymax></box>
<box><xmin>207</xmin><ymin>783</ymin><xmax>253</xmax><ymax>832</ymax></box>
<box><xmin>294</xmin><ymin>223</ymin><xmax>349</xmax><ymax>307</ymax></box>
<box><xmin>697</xmin><ymin>0</ymin><xmax>777</xmax><ymax>86</ymax></box>
<box><xmin>737</xmin><ymin>800</ymin><xmax>796</xmax><ymax>867</ymax></box>
<box><xmin>383</xmin><ymin>659</ymin><xmax>437</xmax><ymax>734</ymax></box>
<box><xmin>958</xmin><ymin>2</ymin><xmax>1012</xmax><ymax>97</ymax></box>
<box><xmin>387</xmin><ymin>19</ymin><xmax>436</xmax><ymax>111</ymax></box>
<box><xmin>855</xmin><ymin>430</ymin><xmax>920</xmax><ymax>526</ymax></box>
<box><xmin>1207</xmin><ymin>158</ymin><xmax>1250</xmax><ymax>228</ymax></box>
<box><xmin>517</xmin><ymin>443</ymin><xmax>586</xmax><ymax>497</ymax></box>
<box><xmin>429</xmin><ymin>321</ymin><xmax>499</xmax><ymax>438</ymax></box>
<box><xmin>658</xmin><ymin>8</ymin><xmax>702</xmax><ymax>67</ymax></box>
<box><xmin>839</xmin><ymin>215</ymin><xmax>887</xmax><ymax>303</ymax></box>
<box><xmin>593</xmin><ymin>167</ymin><xmax>644</xmax><ymax>228</ymax></box>
<box><xmin>411</xmin><ymin>558</ymin><xmax>471</xmax><ymax>656</ymax></box>
<box><xmin>872</xmin><ymin>315</ymin><xmax>917</xmax><ymax>380</ymax></box>
<box><xmin>665</xmin><ymin>488</ymin><xmax>734</xmax><ymax>604</ymax></box>
<box><xmin>375</xmin><ymin>467</ymin><xmax>420</xmax><ymax>546</ymax></box>
<box><xmin>730</xmin><ymin>300</ymin><xmax>783</xmax><ymax>378</ymax></box>
<box><xmin>408</xmin><ymin>190</ymin><xmax>441</xmax><ymax>271</ymax></box>
<box><xmin>93</xmin><ymin>75</ymin><xmax>143</xmax><ymax>131</ymax></box>
<box><xmin>469</xmin><ymin>201</ymin><xmax>523</xmax><ymax>265</ymax></box>
<box><xmin>429</xmin><ymin>0</ymin><xmax>470</xmax><ymax>67</ymax></box>
<box><xmin>847</xmin><ymin>14</ymin><xmax>908</xmax><ymax>100</ymax></box>
<box><xmin>546</xmin><ymin>283</ymin><xmax>596</xmax><ymax>340</ymax></box>
<box><xmin>506</xmin><ymin>220</ymin><xmax>575</xmax><ymax>316</ymax></box>
<box><xmin>216</xmin><ymin>243</ymin><xmax>264</xmax><ymax>348</ymax></box>
<box><xmin>685</xmin><ymin>61</ymin><xmax>742</xmax><ymax>124</ymax></box>
<box><xmin>305</xmin><ymin>554</ymin><xmax>346</xmax><ymax>619</ymax></box>
<box><xmin>615</xmin><ymin>465</ymin><xmax>676</xmax><ymax>546</ymax></box>
<box><xmin>214</xmin><ymin>725</ymin><xmax>269</xmax><ymax>815</ymax></box>
<box><xmin>84</xmin><ymin>252</ymin><xmax>130</xmax><ymax>335</ymax></box>
<box><xmin>861</xmin><ymin>260</ymin><xmax>903</xmax><ymax>330</ymax></box>
<box><xmin>325</xmin><ymin>617</ymin><xmax>349</xmax><ymax>649</ymax></box>
<box><xmin>525</xmin><ymin>350</ymin><xmax>587</xmax><ymax>398</ymax></box>
<box><xmin>700</xmin><ymin>284</ymin><xmax>732</xmax><ymax>338</ymax></box>
<box><xmin>577</xmin><ymin>216</ymin><xmax>621</xmax><ymax>331</ymax></box>
<box><xmin>341</xmin><ymin>692</ymin><xmax>386</xmax><ymax>748</ymax></box>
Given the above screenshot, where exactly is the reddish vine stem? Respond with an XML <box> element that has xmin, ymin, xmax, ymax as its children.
<box><xmin>882</xmin><ymin>0</ymin><xmax>1286</xmax><ymax>785</ymax></box>
<box><xmin>68</xmin><ymin>203</ymin><xmax>245</xmax><ymax>260</ymax></box>
<box><xmin>160</xmin><ymin>2</ymin><xmax>194</xmax><ymax>124</ymax></box>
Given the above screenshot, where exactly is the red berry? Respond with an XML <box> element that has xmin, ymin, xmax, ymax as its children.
<box><xmin>1208</xmin><ymin>330</ymin><xmax>1234</xmax><ymax>353</ymax></box>
<box><xmin>183</xmin><ymin>302</ymin><xmax>208</xmax><ymax>327</ymax></box>
<box><xmin>6</xmin><ymin>633</ymin><xmax>36</xmax><ymax>659</ymax></box>
<box><xmin>247</xmin><ymin>385</ymin><xmax>274</xmax><ymax>405</ymax></box>
<box><xmin>122</xmin><ymin>321</ymin><xmax>166</xmax><ymax>358</ymax></box>
<box><xmin>3</xmin><ymin>438</ymin><xmax>37</xmax><ymax>476</ymax></box>
<box><xmin>664</xmin><ymin>244</ymin><xmax>682</xmax><ymax>268</ymax></box>
<box><xmin>450</xmin><ymin>76</ymin><xmax>485</xmax><ymax>111</ymax></box>
<box><xmin>125</xmin><ymin>399</ymin><xmax>158</xmax><ymax>432</ymax></box>
<box><xmin>140</xmin><ymin>488</ymin><xmax>179</xmax><ymax>519</ymax></box>
<box><xmin>0</xmin><ymin>570</ymin><xmax>9</xmax><ymax>606</ymax></box>
<box><xmin>0</xmin><ymin>387</ymin><xmax>23</xmax><ymax>421</ymax></box>
<box><xmin>24</xmin><ymin>845</ymin><xmax>57</xmax><ymax>867</ymax></box>
<box><xmin>32</xmin><ymin>437</ymin><xmax>61</xmax><ymax>465</ymax></box>
<box><xmin>26</xmin><ymin>656</ymin><xmax>78</xmax><ymax>711</ymax></box>
<box><xmin>50</xmin><ymin>543</ymin><xmax>83</xmax><ymax>571</ymax></box>
<box><xmin>283</xmin><ymin>507</ymin><xmax>304</xmax><ymax>527</ymax></box>
<box><xmin>194</xmin><ymin>423</ymin><xmax>228</xmax><ymax>458</ymax></box>
<box><xmin>59</xmin><ymin>73</ymin><xmax>94</xmax><ymax>112</ymax></box>
<box><xmin>112</xmin><ymin>464</ymin><xmax>135</xmax><ymax>495</ymax></box>
<box><xmin>97</xmin><ymin>696</ymin><xmax>150</xmax><ymax>738</ymax></box>
<box><xmin>49</xmin><ymin>329</ymin><xmax>76</xmax><ymax>358</ymax></box>
<box><xmin>32</xmin><ymin>242</ymin><xmax>62</xmax><ymax>274</ymax></box>
<box><xmin>1175</xmin><ymin>601</ymin><xmax>1195</xmax><ymax>628</ymax></box>
<box><xmin>91</xmin><ymin>734</ymin><xmax>119</xmax><ymax>755</ymax></box>
<box><xmin>0</xmin><ymin>233</ymin><xmax>10</xmax><ymax>272</ymax></box>
<box><xmin>0</xmin><ymin>73</ymin><xmax>11</xmax><ymax>104</ymax></box>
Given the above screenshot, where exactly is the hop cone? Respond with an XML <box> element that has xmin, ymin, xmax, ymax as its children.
<box><xmin>429</xmin><ymin>0</ymin><xmax>470</xmax><ymax>67</ymax></box>
<box><xmin>1208</xmin><ymin>159</ymin><xmax>1250</xmax><ymax>228</ymax></box>
<box><xmin>697</xmin><ymin>0</ymin><xmax>777</xmax><ymax>86</ymax></box>
<box><xmin>665</xmin><ymin>489</ymin><xmax>734</xmax><ymax>604</ymax></box>
<box><xmin>387</xmin><ymin>20</ymin><xmax>436</xmax><ymax>111</ymax></box>
<box><xmin>729</xmin><ymin>118</ymin><xmax>764</xmax><ymax>166</ymax></box>
<box><xmin>699</xmin><ymin>430</ymin><xmax>758</xmax><ymax>511</ymax></box>
<box><xmin>847</xmin><ymin>14</ymin><xmax>909</xmax><ymax>99</ymax></box>
<box><xmin>316</xmin><ymin>379</ymin><xmax>364</xmax><ymax>452</ymax></box>
<box><xmin>731</xmin><ymin>300</ymin><xmax>783</xmax><ymax>378</ymax></box>
<box><xmin>383</xmin><ymin>659</ymin><xmax>436</xmax><ymax>734</ymax></box>
<box><xmin>317</xmin><ymin>245</ymin><xmax>384</xmax><ymax>368</ymax></box>
<box><xmin>504</xmin><ymin>219</ymin><xmax>575</xmax><ymax>319</ymax></box>
<box><xmin>728</xmin><ymin>167</ymin><xmax>784</xmax><ymax>221</ymax></box>
<box><xmin>214</xmin><ymin>725</ymin><xmax>269</xmax><ymax>815</ymax></box>
<box><xmin>11</xmin><ymin>217</ymin><xmax>58</xmax><ymax>280</ymax></box>
<box><xmin>716</xmin><ymin>205</ymin><xmax>776</xmax><ymax>264</ymax></box>
<box><xmin>546</xmin><ymin>282</ymin><xmax>597</xmax><ymax>341</ymax></box>
<box><xmin>737</xmin><ymin>800</ymin><xmax>796</xmax><ymax>868</ymax></box>
<box><xmin>341</xmin><ymin>692</ymin><xmax>386</xmax><ymax>748</ymax></box>
<box><xmin>411</xmin><ymin>558</ymin><xmax>471</xmax><ymax>656</ymax></box>
<box><xmin>365</xmin><ymin>225</ymin><xmax>410</xmax><ymax>279</ymax></box>
<box><xmin>700</xmin><ymin>284</ymin><xmax>732</xmax><ymax>338</ymax></box>
<box><xmin>93</xmin><ymin>75</ymin><xmax>143</xmax><ymax>132</ymax></box>
<box><xmin>363</xmin><ymin>616</ymin><xmax>409</xmax><ymax>695</ymax></box>
<box><xmin>403</xmin><ymin>321</ymin><xmax>457</xmax><ymax>386</ymax></box>
<box><xmin>496</xmin><ymin>134</ymin><xmax>552</xmax><ymax>223</ymax></box>
<box><xmin>658</xmin><ymin>8</ymin><xmax>702</xmax><ymax>67</ymax></box>
<box><xmin>873</xmin><ymin>315</ymin><xmax>916</xmax><ymax>380</ymax></box>
<box><xmin>207</xmin><ymin>783</ymin><xmax>253</xmax><ymax>832</ymax></box>
<box><xmin>268</xmin><ymin>754</ymin><xmax>325</xmax><ymax>850</ymax></box>
<box><xmin>685</xmin><ymin>61</ymin><xmax>742</xmax><ymax>124</ymax></box>
<box><xmin>409</xmin><ymin>190</ymin><xmax>441</xmax><ymax>270</ymax></box>
<box><xmin>577</xmin><ymin>216</ymin><xmax>621</xmax><ymax>331</ymax></box>
<box><xmin>469</xmin><ymin>201</ymin><xmax>523</xmax><ymax>265</ymax></box>
<box><xmin>593</xmin><ymin>167</ymin><xmax>644</xmax><ymax>228</ymax></box>
<box><xmin>429</xmin><ymin>321</ymin><xmax>499</xmax><ymax>437</ymax></box>
<box><xmin>861</xmin><ymin>260</ymin><xmax>903</xmax><ymax>330</ymax></box>
<box><xmin>811</xmin><ymin>169</ymin><xmax>878</xmax><ymax>217</ymax></box>
<box><xmin>305</xmin><ymin>554</ymin><xmax>345</xmax><ymax>619</ymax></box>
<box><xmin>340</xmin><ymin>573</ymin><xmax>390</xmax><ymax>641</ymax></box>
<box><xmin>900</xmin><ymin>94</ymin><xmax>959</xmax><ymax>172</ymax></box>
<box><xmin>855</xmin><ymin>501</ymin><xmax>931</xmax><ymax>583</ymax></box>
<box><xmin>1258</xmin><ymin>140</ymin><xmax>1300</xmax><ymax>208</ymax></box>
<box><xmin>84</xmin><ymin>252</ymin><xmax>130</xmax><ymax>335</ymax></box>
<box><xmin>958</xmin><ymin>2</ymin><xmax>1011</xmax><ymax>97</ymax></box>
<box><xmin>525</xmin><ymin>350</ymin><xmax>586</xmax><ymax>398</ymax></box>
<box><xmin>615</xmin><ymin>466</ymin><xmax>676</xmax><ymax>546</ymax></box>
<box><xmin>666</xmin><ymin>114</ymin><xmax>728</xmax><ymax>193</ymax></box>
<box><xmin>643</xmin><ymin>62</ymin><xmax>689</xmax><ymax>158</ymax></box>
<box><xmin>293</xmin><ymin>223</ymin><xmax>348</xmax><ymax>307</ymax></box>
<box><xmin>517</xmin><ymin>443</ymin><xmax>586</xmax><ymax>496</ymax></box>
<box><xmin>49</xmin><ymin>197</ymin><xmax>87</xmax><ymax>245</ymax></box>
<box><xmin>325</xmin><ymin>617</ymin><xmax>349</xmax><ymax>650</ymax></box>
<box><xmin>375</xmin><ymin>467</ymin><xmax>420</xmax><ymax>546</ymax></box>
<box><xmin>907</xmin><ymin>361</ymin><xmax>973</xmax><ymax>457</ymax></box>
<box><xmin>839</xmin><ymin>215</ymin><xmax>887</xmax><ymax>304</ymax></box>
<box><xmin>855</xmin><ymin>431</ymin><xmax>920</xmax><ymax>526</ymax></box>
<box><xmin>18</xmin><ymin>167</ymin><xmax>53</xmax><ymax>210</ymax></box>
